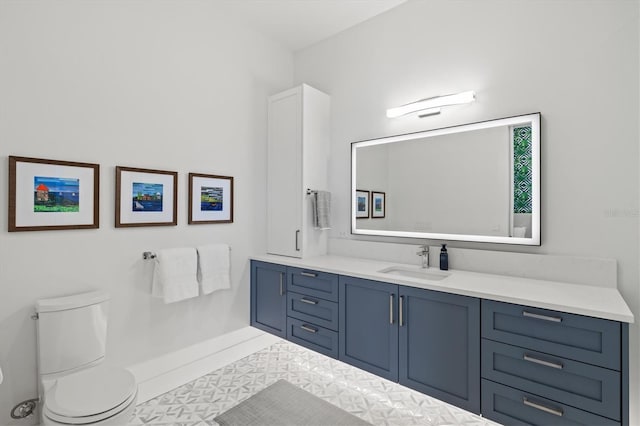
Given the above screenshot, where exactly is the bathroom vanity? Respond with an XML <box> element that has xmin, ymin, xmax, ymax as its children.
<box><xmin>250</xmin><ymin>254</ymin><xmax>633</xmax><ymax>425</ymax></box>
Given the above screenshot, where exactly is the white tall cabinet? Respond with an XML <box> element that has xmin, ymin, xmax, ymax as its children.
<box><xmin>267</xmin><ymin>84</ymin><xmax>330</xmax><ymax>258</ymax></box>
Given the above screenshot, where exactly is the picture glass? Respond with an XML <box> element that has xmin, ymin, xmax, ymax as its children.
<box><xmin>132</xmin><ymin>182</ymin><xmax>164</xmax><ymax>212</ymax></box>
<box><xmin>34</xmin><ymin>176</ymin><xmax>80</xmax><ymax>213</ymax></box>
<box><xmin>14</xmin><ymin>160</ymin><xmax>96</xmax><ymax>228</ymax></box>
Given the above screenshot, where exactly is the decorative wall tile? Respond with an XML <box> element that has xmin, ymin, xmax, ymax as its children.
<box><xmin>513</xmin><ymin>125</ymin><xmax>532</xmax><ymax>214</ymax></box>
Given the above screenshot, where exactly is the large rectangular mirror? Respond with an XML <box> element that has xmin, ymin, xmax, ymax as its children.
<box><xmin>351</xmin><ymin>113</ymin><xmax>540</xmax><ymax>245</ymax></box>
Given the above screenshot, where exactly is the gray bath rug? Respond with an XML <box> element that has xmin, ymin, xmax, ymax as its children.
<box><xmin>214</xmin><ymin>379</ymin><xmax>371</xmax><ymax>426</ymax></box>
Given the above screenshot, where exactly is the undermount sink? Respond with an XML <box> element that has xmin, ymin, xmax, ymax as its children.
<box><xmin>378</xmin><ymin>266</ymin><xmax>451</xmax><ymax>281</ymax></box>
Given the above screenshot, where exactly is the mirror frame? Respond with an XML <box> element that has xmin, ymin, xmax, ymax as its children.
<box><xmin>351</xmin><ymin>113</ymin><xmax>541</xmax><ymax>245</ymax></box>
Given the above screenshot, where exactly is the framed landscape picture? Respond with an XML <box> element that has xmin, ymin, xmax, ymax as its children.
<box><xmin>115</xmin><ymin>166</ymin><xmax>177</xmax><ymax>227</ymax></box>
<box><xmin>8</xmin><ymin>156</ymin><xmax>99</xmax><ymax>232</ymax></box>
<box><xmin>188</xmin><ymin>173</ymin><xmax>234</xmax><ymax>224</ymax></box>
<box><xmin>355</xmin><ymin>189</ymin><xmax>369</xmax><ymax>218</ymax></box>
<box><xmin>371</xmin><ymin>191</ymin><xmax>386</xmax><ymax>218</ymax></box>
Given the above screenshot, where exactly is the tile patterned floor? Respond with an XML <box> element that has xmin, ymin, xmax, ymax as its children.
<box><xmin>130</xmin><ymin>340</ymin><xmax>497</xmax><ymax>425</ymax></box>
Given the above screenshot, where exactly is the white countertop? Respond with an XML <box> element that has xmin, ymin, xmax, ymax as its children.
<box><xmin>251</xmin><ymin>254</ymin><xmax>634</xmax><ymax>323</ymax></box>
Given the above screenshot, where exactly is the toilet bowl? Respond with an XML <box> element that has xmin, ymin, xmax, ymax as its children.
<box><xmin>41</xmin><ymin>364</ymin><xmax>137</xmax><ymax>425</ymax></box>
<box><xmin>36</xmin><ymin>291</ymin><xmax>138</xmax><ymax>425</ymax></box>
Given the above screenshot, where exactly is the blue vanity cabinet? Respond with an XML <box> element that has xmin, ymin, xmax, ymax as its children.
<box><xmin>399</xmin><ymin>287</ymin><xmax>480</xmax><ymax>414</ymax></box>
<box><xmin>250</xmin><ymin>261</ymin><xmax>287</xmax><ymax>338</ymax></box>
<box><xmin>286</xmin><ymin>267</ymin><xmax>340</xmax><ymax>358</ymax></box>
<box><xmin>481</xmin><ymin>299</ymin><xmax>628</xmax><ymax>425</ymax></box>
<box><xmin>339</xmin><ymin>276</ymin><xmax>399</xmax><ymax>381</ymax></box>
<box><xmin>338</xmin><ymin>276</ymin><xmax>481</xmax><ymax>414</ymax></box>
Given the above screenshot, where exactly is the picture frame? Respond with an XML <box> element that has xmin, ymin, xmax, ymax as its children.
<box><xmin>115</xmin><ymin>166</ymin><xmax>177</xmax><ymax>227</ymax></box>
<box><xmin>355</xmin><ymin>189</ymin><xmax>370</xmax><ymax>218</ymax></box>
<box><xmin>8</xmin><ymin>156</ymin><xmax>99</xmax><ymax>232</ymax></box>
<box><xmin>371</xmin><ymin>191</ymin><xmax>386</xmax><ymax>218</ymax></box>
<box><xmin>188</xmin><ymin>173</ymin><xmax>234</xmax><ymax>224</ymax></box>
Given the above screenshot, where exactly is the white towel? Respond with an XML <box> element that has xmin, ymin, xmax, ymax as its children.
<box><xmin>311</xmin><ymin>191</ymin><xmax>331</xmax><ymax>230</ymax></box>
<box><xmin>196</xmin><ymin>243</ymin><xmax>231</xmax><ymax>295</ymax></box>
<box><xmin>151</xmin><ymin>248</ymin><xmax>199</xmax><ymax>304</ymax></box>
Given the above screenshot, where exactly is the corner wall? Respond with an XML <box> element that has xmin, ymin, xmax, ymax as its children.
<box><xmin>294</xmin><ymin>0</ymin><xmax>640</xmax><ymax>423</ymax></box>
<box><xmin>0</xmin><ymin>1</ymin><xmax>292</xmax><ymax>423</ymax></box>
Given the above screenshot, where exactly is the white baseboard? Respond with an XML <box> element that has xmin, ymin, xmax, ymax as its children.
<box><xmin>128</xmin><ymin>326</ymin><xmax>281</xmax><ymax>403</ymax></box>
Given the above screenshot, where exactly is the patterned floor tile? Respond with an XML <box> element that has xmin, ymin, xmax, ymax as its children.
<box><xmin>130</xmin><ymin>340</ymin><xmax>497</xmax><ymax>426</ymax></box>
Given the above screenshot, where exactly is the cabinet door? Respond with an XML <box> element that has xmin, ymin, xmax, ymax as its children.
<box><xmin>399</xmin><ymin>287</ymin><xmax>480</xmax><ymax>414</ymax></box>
<box><xmin>250</xmin><ymin>261</ymin><xmax>287</xmax><ymax>338</ymax></box>
<box><xmin>339</xmin><ymin>276</ymin><xmax>399</xmax><ymax>381</ymax></box>
<box><xmin>267</xmin><ymin>88</ymin><xmax>302</xmax><ymax>258</ymax></box>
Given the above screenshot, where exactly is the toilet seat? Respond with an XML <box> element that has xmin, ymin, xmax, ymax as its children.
<box><xmin>43</xmin><ymin>365</ymin><xmax>137</xmax><ymax>425</ymax></box>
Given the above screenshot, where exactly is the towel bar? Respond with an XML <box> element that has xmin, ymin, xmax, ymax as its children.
<box><xmin>142</xmin><ymin>251</ymin><xmax>156</xmax><ymax>260</ymax></box>
<box><xmin>143</xmin><ymin>246</ymin><xmax>231</xmax><ymax>260</ymax></box>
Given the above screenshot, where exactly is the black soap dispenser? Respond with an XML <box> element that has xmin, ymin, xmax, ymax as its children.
<box><xmin>439</xmin><ymin>244</ymin><xmax>449</xmax><ymax>271</ymax></box>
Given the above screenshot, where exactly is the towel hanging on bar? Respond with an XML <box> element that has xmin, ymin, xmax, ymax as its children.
<box><xmin>311</xmin><ymin>190</ymin><xmax>331</xmax><ymax>230</ymax></box>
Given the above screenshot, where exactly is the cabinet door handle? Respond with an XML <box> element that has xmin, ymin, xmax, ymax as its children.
<box><xmin>523</xmin><ymin>354</ymin><xmax>564</xmax><ymax>370</ymax></box>
<box><xmin>295</xmin><ymin>230</ymin><xmax>300</xmax><ymax>251</ymax></box>
<box><xmin>522</xmin><ymin>310</ymin><xmax>562</xmax><ymax>323</ymax></box>
<box><xmin>279</xmin><ymin>272</ymin><xmax>284</xmax><ymax>296</ymax></box>
<box><xmin>389</xmin><ymin>294</ymin><xmax>394</xmax><ymax>324</ymax></box>
<box><xmin>300</xmin><ymin>324</ymin><xmax>317</xmax><ymax>333</ymax></box>
<box><xmin>300</xmin><ymin>297</ymin><xmax>318</xmax><ymax>305</ymax></box>
<box><xmin>399</xmin><ymin>295</ymin><xmax>404</xmax><ymax>327</ymax></box>
<box><xmin>300</xmin><ymin>272</ymin><xmax>317</xmax><ymax>278</ymax></box>
<box><xmin>523</xmin><ymin>397</ymin><xmax>564</xmax><ymax>417</ymax></box>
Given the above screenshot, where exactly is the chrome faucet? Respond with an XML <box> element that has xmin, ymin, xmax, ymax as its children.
<box><xmin>416</xmin><ymin>245</ymin><xmax>429</xmax><ymax>268</ymax></box>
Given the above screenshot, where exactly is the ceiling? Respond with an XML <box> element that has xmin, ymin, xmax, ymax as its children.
<box><xmin>215</xmin><ymin>0</ymin><xmax>407</xmax><ymax>52</ymax></box>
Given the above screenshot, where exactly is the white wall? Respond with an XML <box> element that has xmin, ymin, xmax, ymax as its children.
<box><xmin>295</xmin><ymin>0</ymin><xmax>640</xmax><ymax>423</ymax></box>
<box><xmin>0</xmin><ymin>1</ymin><xmax>292</xmax><ymax>423</ymax></box>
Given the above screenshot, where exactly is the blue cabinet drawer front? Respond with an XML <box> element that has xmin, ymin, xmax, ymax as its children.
<box><xmin>482</xmin><ymin>339</ymin><xmax>620</xmax><ymax>420</ymax></box>
<box><xmin>482</xmin><ymin>379</ymin><xmax>619</xmax><ymax>426</ymax></box>
<box><xmin>287</xmin><ymin>317</ymin><xmax>338</xmax><ymax>359</ymax></box>
<box><xmin>287</xmin><ymin>291</ymin><xmax>338</xmax><ymax>331</ymax></box>
<box><xmin>288</xmin><ymin>267</ymin><xmax>339</xmax><ymax>302</ymax></box>
<box><xmin>482</xmin><ymin>300</ymin><xmax>621</xmax><ymax>370</ymax></box>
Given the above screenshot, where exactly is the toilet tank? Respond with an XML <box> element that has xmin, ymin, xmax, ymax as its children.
<box><xmin>36</xmin><ymin>290</ymin><xmax>110</xmax><ymax>375</ymax></box>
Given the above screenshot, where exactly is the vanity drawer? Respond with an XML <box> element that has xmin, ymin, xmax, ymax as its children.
<box><xmin>482</xmin><ymin>379</ymin><xmax>619</xmax><ymax>426</ymax></box>
<box><xmin>482</xmin><ymin>300</ymin><xmax>621</xmax><ymax>370</ymax></box>
<box><xmin>286</xmin><ymin>317</ymin><xmax>338</xmax><ymax>359</ymax></box>
<box><xmin>287</xmin><ymin>291</ymin><xmax>338</xmax><ymax>331</ymax></box>
<box><xmin>482</xmin><ymin>339</ymin><xmax>620</xmax><ymax>420</ymax></box>
<box><xmin>288</xmin><ymin>267</ymin><xmax>339</xmax><ymax>302</ymax></box>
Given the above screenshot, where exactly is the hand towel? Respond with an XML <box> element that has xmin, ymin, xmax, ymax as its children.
<box><xmin>311</xmin><ymin>190</ymin><xmax>331</xmax><ymax>230</ymax></box>
<box><xmin>196</xmin><ymin>243</ymin><xmax>231</xmax><ymax>295</ymax></box>
<box><xmin>151</xmin><ymin>248</ymin><xmax>199</xmax><ymax>304</ymax></box>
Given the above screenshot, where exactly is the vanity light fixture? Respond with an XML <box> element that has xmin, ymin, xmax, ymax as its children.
<box><xmin>386</xmin><ymin>90</ymin><xmax>476</xmax><ymax>118</ymax></box>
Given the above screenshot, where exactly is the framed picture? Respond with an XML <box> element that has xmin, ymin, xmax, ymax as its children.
<box><xmin>189</xmin><ymin>173</ymin><xmax>234</xmax><ymax>224</ymax></box>
<box><xmin>115</xmin><ymin>166</ymin><xmax>177</xmax><ymax>227</ymax></box>
<box><xmin>8</xmin><ymin>156</ymin><xmax>99</xmax><ymax>232</ymax></box>
<box><xmin>371</xmin><ymin>191</ymin><xmax>386</xmax><ymax>218</ymax></box>
<box><xmin>355</xmin><ymin>189</ymin><xmax>369</xmax><ymax>218</ymax></box>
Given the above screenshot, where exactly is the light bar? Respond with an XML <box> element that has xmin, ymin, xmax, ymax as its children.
<box><xmin>386</xmin><ymin>90</ymin><xmax>476</xmax><ymax>118</ymax></box>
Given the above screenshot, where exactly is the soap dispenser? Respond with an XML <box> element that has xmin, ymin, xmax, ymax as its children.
<box><xmin>439</xmin><ymin>244</ymin><xmax>448</xmax><ymax>271</ymax></box>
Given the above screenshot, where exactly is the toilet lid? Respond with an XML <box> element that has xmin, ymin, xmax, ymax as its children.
<box><xmin>45</xmin><ymin>365</ymin><xmax>137</xmax><ymax>420</ymax></box>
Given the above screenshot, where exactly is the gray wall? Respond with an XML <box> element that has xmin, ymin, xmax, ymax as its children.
<box><xmin>0</xmin><ymin>1</ymin><xmax>293</xmax><ymax>423</ymax></box>
<box><xmin>294</xmin><ymin>0</ymin><xmax>640</xmax><ymax>422</ymax></box>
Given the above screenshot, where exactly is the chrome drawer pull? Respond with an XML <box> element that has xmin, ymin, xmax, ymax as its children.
<box><xmin>279</xmin><ymin>272</ymin><xmax>284</xmax><ymax>296</ymax></box>
<box><xmin>300</xmin><ymin>297</ymin><xmax>318</xmax><ymax>305</ymax></box>
<box><xmin>523</xmin><ymin>354</ymin><xmax>564</xmax><ymax>370</ymax></box>
<box><xmin>300</xmin><ymin>324</ymin><xmax>318</xmax><ymax>333</ymax></box>
<box><xmin>523</xmin><ymin>397</ymin><xmax>564</xmax><ymax>417</ymax></box>
<box><xmin>399</xmin><ymin>295</ymin><xmax>404</xmax><ymax>327</ymax></box>
<box><xmin>300</xmin><ymin>272</ymin><xmax>317</xmax><ymax>278</ymax></box>
<box><xmin>389</xmin><ymin>294</ymin><xmax>394</xmax><ymax>324</ymax></box>
<box><xmin>522</xmin><ymin>310</ymin><xmax>562</xmax><ymax>323</ymax></box>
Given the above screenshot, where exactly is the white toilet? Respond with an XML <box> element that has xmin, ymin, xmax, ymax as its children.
<box><xmin>35</xmin><ymin>290</ymin><xmax>138</xmax><ymax>425</ymax></box>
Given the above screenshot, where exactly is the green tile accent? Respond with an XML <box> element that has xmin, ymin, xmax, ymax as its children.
<box><xmin>513</xmin><ymin>126</ymin><xmax>532</xmax><ymax>213</ymax></box>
